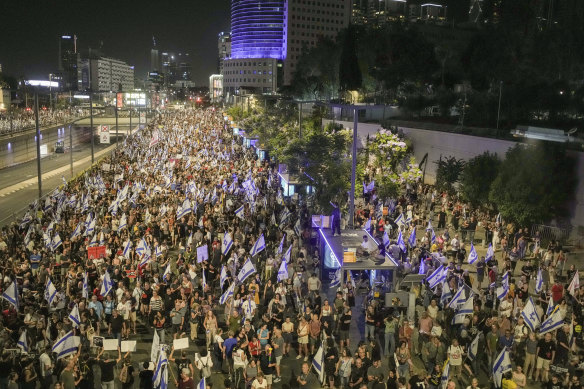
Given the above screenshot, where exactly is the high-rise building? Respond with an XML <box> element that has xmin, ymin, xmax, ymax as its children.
<box><xmin>223</xmin><ymin>0</ymin><xmax>352</xmax><ymax>96</ymax></box>
<box><xmin>210</xmin><ymin>74</ymin><xmax>224</xmax><ymax>103</ymax></box>
<box><xmin>151</xmin><ymin>36</ymin><xmax>160</xmax><ymax>72</ymax></box>
<box><xmin>218</xmin><ymin>32</ymin><xmax>232</xmax><ymax>74</ymax></box>
<box><xmin>78</xmin><ymin>56</ymin><xmax>134</xmax><ymax>92</ymax></box>
<box><xmin>58</xmin><ymin>34</ymin><xmax>79</xmax><ymax>91</ymax></box>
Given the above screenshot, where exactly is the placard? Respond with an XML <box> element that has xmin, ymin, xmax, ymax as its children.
<box><xmin>121</xmin><ymin>340</ymin><xmax>136</xmax><ymax>352</ymax></box>
<box><xmin>173</xmin><ymin>338</ymin><xmax>189</xmax><ymax>350</ymax></box>
<box><xmin>102</xmin><ymin>163</ymin><xmax>111</xmax><ymax>172</ymax></box>
<box><xmin>197</xmin><ymin>245</ymin><xmax>209</xmax><ymax>263</ymax></box>
<box><xmin>92</xmin><ymin>336</ymin><xmax>104</xmax><ymax>348</ymax></box>
<box><xmin>103</xmin><ymin>339</ymin><xmax>119</xmax><ymax>351</ymax></box>
<box><xmin>88</xmin><ymin>246</ymin><xmax>107</xmax><ymax>259</ymax></box>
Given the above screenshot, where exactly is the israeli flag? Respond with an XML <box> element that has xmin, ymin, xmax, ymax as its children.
<box><xmin>237</xmin><ymin>258</ymin><xmax>256</xmax><ymax>283</ymax></box>
<box><xmin>441</xmin><ymin>361</ymin><xmax>450</xmax><ymax>389</ymax></box>
<box><xmin>394</xmin><ymin>213</ymin><xmax>405</xmax><ymax>229</ymax></box>
<box><xmin>89</xmin><ymin>233</ymin><xmax>98</xmax><ymax>247</ymax></box>
<box><xmin>330</xmin><ymin>269</ymin><xmax>342</xmax><ymax>288</ymax></box>
<box><xmin>278</xmin><ymin>234</ymin><xmax>286</xmax><ymax>254</ymax></box>
<box><xmin>468</xmin><ymin>333</ymin><xmax>480</xmax><ymax>361</ymax></box>
<box><xmin>152</xmin><ymin>349</ymin><xmax>168</xmax><ymax>388</ymax></box>
<box><xmin>283</xmin><ymin>245</ymin><xmax>292</xmax><ymax>263</ymax></box>
<box><xmin>440</xmin><ymin>279</ymin><xmax>452</xmax><ymax>307</ymax></box>
<box><xmin>82</xmin><ymin>272</ymin><xmax>89</xmax><ymax>299</ymax></box>
<box><xmin>250</xmin><ymin>234</ymin><xmax>265</xmax><ymax>257</ymax></box>
<box><xmin>69</xmin><ymin>303</ymin><xmax>81</xmax><ymax>328</ymax></box>
<box><xmin>222</xmin><ymin>232</ymin><xmax>233</xmax><ymax>256</ymax></box>
<box><xmin>219</xmin><ymin>282</ymin><xmax>236</xmax><ymax>305</ymax></box>
<box><xmin>535</xmin><ymin>268</ymin><xmax>544</xmax><ymax>294</ymax></box>
<box><xmin>202</xmin><ymin>270</ymin><xmax>207</xmax><ymax>293</ymax></box>
<box><xmin>294</xmin><ymin>219</ymin><xmax>301</xmax><ymax>236</ymax></box>
<box><xmin>383</xmin><ymin>231</ymin><xmax>390</xmax><ymax>249</ymax></box>
<box><xmin>520</xmin><ymin>297</ymin><xmax>540</xmax><ymax>332</ymax></box>
<box><xmin>426</xmin><ymin>265</ymin><xmax>447</xmax><ymax>289</ymax></box>
<box><xmin>16</xmin><ymin>330</ymin><xmax>29</xmax><ymax>353</ymax></box>
<box><xmin>418</xmin><ymin>259</ymin><xmax>426</xmax><ymax>275</ymax></box>
<box><xmin>47</xmin><ymin>221</ymin><xmax>55</xmax><ymax>236</ymax></box>
<box><xmin>198</xmin><ymin>377</ymin><xmax>206</xmax><ymax>389</ymax></box>
<box><xmin>447</xmin><ymin>287</ymin><xmax>466</xmax><ymax>309</ymax></box>
<box><xmin>492</xmin><ymin>349</ymin><xmax>512</xmax><ymax>388</ymax></box>
<box><xmin>467</xmin><ymin>243</ymin><xmax>478</xmax><ymax>265</ymax></box>
<box><xmin>408</xmin><ymin>228</ymin><xmax>417</xmax><ymax>248</ymax></box>
<box><xmin>52</xmin><ymin>233</ymin><xmax>63</xmax><ymax>251</ymax></box>
<box><xmin>497</xmin><ymin>272</ymin><xmax>509</xmax><ymax>300</ymax></box>
<box><xmin>43</xmin><ymin>233</ymin><xmax>52</xmax><ymax>250</ymax></box>
<box><xmin>163</xmin><ymin>263</ymin><xmax>171</xmax><ymax>282</ymax></box>
<box><xmin>118</xmin><ymin>214</ymin><xmax>127</xmax><ymax>232</ymax></box>
<box><xmin>155</xmin><ymin>244</ymin><xmax>163</xmax><ymax>258</ymax></box>
<box><xmin>363</xmin><ymin>218</ymin><xmax>371</xmax><ymax>231</ymax></box>
<box><xmin>135</xmin><ymin>238</ymin><xmax>147</xmax><ymax>256</ymax></box>
<box><xmin>123</xmin><ymin>240</ymin><xmax>132</xmax><ymax>258</ymax></box>
<box><xmin>187</xmin><ymin>232</ymin><xmax>193</xmax><ymax>247</ymax></box>
<box><xmin>453</xmin><ymin>296</ymin><xmax>474</xmax><ymax>324</ymax></box>
<box><xmin>100</xmin><ymin>271</ymin><xmax>113</xmax><ymax>297</ymax></box>
<box><xmin>45</xmin><ymin>278</ymin><xmax>58</xmax><ymax>305</ymax></box>
<box><xmin>1</xmin><ymin>280</ymin><xmax>19</xmax><ymax>309</ymax></box>
<box><xmin>235</xmin><ymin>205</ymin><xmax>245</xmax><ymax>220</ymax></box>
<box><xmin>86</xmin><ymin>217</ymin><xmax>96</xmax><ymax>236</ymax></box>
<box><xmin>52</xmin><ymin>330</ymin><xmax>80</xmax><ymax>360</ymax></box>
<box><xmin>568</xmin><ymin>271</ymin><xmax>580</xmax><ymax>296</ymax></box>
<box><xmin>485</xmin><ymin>243</ymin><xmax>494</xmax><ymax>262</ymax></box>
<box><xmin>312</xmin><ymin>344</ymin><xmax>325</xmax><ymax>383</ymax></box>
<box><xmin>70</xmin><ymin>222</ymin><xmax>82</xmax><ymax>239</ymax></box>
<box><xmin>24</xmin><ymin>227</ymin><xmax>32</xmax><ymax>247</ymax></box>
<box><xmin>430</xmin><ymin>228</ymin><xmax>436</xmax><ymax>244</ymax></box>
<box><xmin>397</xmin><ymin>229</ymin><xmax>407</xmax><ymax>252</ymax></box>
<box><xmin>277</xmin><ymin>261</ymin><xmax>288</xmax><ymax>282</ymax></box>
<box><xmin>546</xmin><ymin>295</ymin><xmax>555</xmax><ymax>317</ymax></box>
<box><xmin>220</xmin><ymin>265</ymin><xmax>227</xmax><ymax>289</ymax></box>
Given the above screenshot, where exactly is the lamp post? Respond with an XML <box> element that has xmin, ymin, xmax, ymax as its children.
<box><xmin>89</xmin><ymin>89</ymin><xmax>94</xmax><ymax>163</ymax></box>
<box><xmin>496</xmin><ymin>81</ymin><xmax>503</xmax><ymax>130</ymax></box>
<box><xmin>34</xmin><ymin>91</ymin><xmax>42</xmax><ymax>199</ymax></box>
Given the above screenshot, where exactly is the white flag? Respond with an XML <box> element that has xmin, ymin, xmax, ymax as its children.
<box><xmin>520</xmin><ymin>297</ymin><xmax>540</xmax><ymax>332</ymax></box>
<box><xmin>45</xmin><ymin>278</ymin><xmax>58</xmax><ymax>305</ymax></box>
<box><xmin>250</xmin><ymin>234</ymin><xmax>265</xmax><ymax>257</ymax></box>
<box><xmin>277</xmin><ymin>261</ymin><xmax>288</xmax><ymax>282</ymax></box>
<box><xmin>568</xmin><ymin>271</ymin><xmax>580</xmax><ymax>296</ymax></box>
<box><xmin>237</xmin><ymin>258</ymin><xmax>256</xmax><ymax>283</ymax></box>
<box><xmin>222</xmin><ymin>232</ymin><xmax>233</xmax><ymax>256</ymax></box>
<box><xmin>52</xmin><ymin>330</ymin><xmax>80</xmax><ymax>359</ymax></box>
<box><xmin>69</xmin><ymin>303</ymin><xmax>81</xmax><ymax>328</ymax></box>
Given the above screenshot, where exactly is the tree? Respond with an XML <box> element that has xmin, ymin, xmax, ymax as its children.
<box><xmin>339</xmin><ymin>25</ymin><xmax>362</xmax><ymax>93</ymax></box>
<box><xmin>459</xmin><ymin>152</ymin><xmax>501</xmax><ymax>207</ymax></box>
<box><xmin>489</xmin><ymin>143</ymin><xmax>576</xmax><ymax>226</ymax></box>
<box><xmin>434</xmin><ymin>156</ymin><xmax>465</xmax><ymax>194</ymax></box>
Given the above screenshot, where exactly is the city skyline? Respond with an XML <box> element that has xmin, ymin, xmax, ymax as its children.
<box><xmin>0</xmin><ymin>0</ymin><xmax>230</xmax><ymax>86</ymax></box>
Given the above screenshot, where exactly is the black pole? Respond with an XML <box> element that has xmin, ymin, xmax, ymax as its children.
<box><xmin>69</xmin><ymin>123</ymin><xmax>73</xmax><ymax>176</ymax></box>
<box><xmin>129</xmin><ymin>107</ymin><xmax>132</xmax><ymax>136</ymax></box>
<box><xmin>115</xmin><ymin>106</ymin><xmax>119</xmax><ymax>146</ymax></box>
<box><xmin>90</xmin><ymin>90</ymin><xmax>94</xmax><ymax>164</ymax></box>
<box><xmin>34</xmin><ymin>90</ymin><xmax>42</xmax><ymax>199</ymax></box>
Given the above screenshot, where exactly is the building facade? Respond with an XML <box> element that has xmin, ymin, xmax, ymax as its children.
<box><xmin>209</xmin><ymin>74</ymin><xmax>224</xmax><ymax>103</ymax></box>
<box><xmin>78</xmin><ymin>57</ymin><xmax>134</xmax><ymax>92</ymax></box>
<box><xmin>58</xmin><ymin>35</ymin><xmax>79</xmax><ymax>91</ymax></box>
<box><xmin>218</xmin><ymin>31</ymin><xmax>232</xmax><ymax>74</ymax></box>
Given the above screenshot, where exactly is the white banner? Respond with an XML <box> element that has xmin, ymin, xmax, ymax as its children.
<box><xmin>139</xmin><ymin>112</ymin><xmax>146</xmax><ymax>124</ymax></box>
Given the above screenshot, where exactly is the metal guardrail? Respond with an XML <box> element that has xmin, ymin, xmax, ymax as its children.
<box><xmin>531</xmin><ymin>224</ymin><xmax>572</xmax><ymax>245</ymax></box>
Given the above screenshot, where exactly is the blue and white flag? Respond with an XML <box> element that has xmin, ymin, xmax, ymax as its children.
<box><xmin>52</xmin><ymin>233</ymin><xmax>63</xmax><ymax>251</ymax></box>
<box><xmin>277</xmin><ymin>261</ymin><xmax>288</xmax><ymax>282</ymax></box>
<box><xmin>426</xmin><ymin>265</ymin><xmax>447</xmax><ymax>289</ymax></box>
<box><xmin>118</xmin><ymin>214</ymin><xmax>127</xmax><ymax>232</ymax></box>
<box><xmin>468</xmin><ymin>333</ymin><xmax>480</xmax><ymax>361</ymax></box>
<box><xmin>222</xmin><ymin>233</ymin><xmax>233</xmax><ymax>256</ymax></box>
<box><xmin>418</xmin><ymin>259</ymin><xmax>426</xmax><ymax>275</ymax></box>
<box><xmin>219</xmin><ymin>282</ymin><xmax>235</xmax><ymax>305</ymax></box>
<box><xmin>492</xmin><ymin>349</ymin><xmax>512</xmax><ymax>388</ymax></box>
<box><xmin>440</xmin><ymin>280</ymin><xmax>452</xmax><ymax>307</ymax></box>
<box><xmin>69</xmin><ymin>303</ymin><xmax>81</xmax><ymax>328</ymax></box>
<box><xmin>535</xmin><ymin>268</ymin><xmax>544</xmax><ymax>294</ymax></box>
<box><xmin>17</xmin><ymin>331</ymin><xmax>29</xmax><ymax>353</ymax></box>
<box><xmin>220</xmin><ymin>265</ymin><xmax>227</xmax><ymax>289</ymax></box>
<box><xmin>237</xmin><ymin>258</ymin><xmax>256</xmax><ymax>283</ymax></box>
<box><xmin>278</xmin><ymin>234</ymin><xmax>285</xmax><ymax>254</ymax></box>
<box><xmin>152</xmin><ymin>348</ymin><xmax>168</xmax><ymax>388</ymax></box>
<box><xmin>520</xmin><ymin>297</ymin><xmax>540</xmax><ymax>332</ymax></box>
<box><xmin>235</xmin><ymin>205</ymin><xmax>245</xmax><ymax>220</ymax></box>
<box><xmin>408</xmin><ymin>228</ymin><xmax>416</xmax><ymax>248</ymax></box>
<box><xmin>397</xmin><ymin>229</ymin><xmax>407</xmax><ymax>252</ymax></box>
<box><xmin>330</xmin><ymin>269</ymin><xmax>341</xmax><ymax>288</ymax></box>
<box><xmin>47</xmin><ymin>221</ymin><xmax>55</xmax><ymax>236</ymax></box>
<box><xmin>70</xmin><ymin>222</ymin><xmax>82</xmax><ymax>239</ymax></box>
<box><xmin>294</xmin><ymin>219</ymin><xmax>301</xmax><ymax>236</ymax></box>
<box><xmin>467</xmin><ymin>243</ymin><xmax>478</xmax><ymax>265</ymax></box>
<box><xmin>155</xmin><ymin>244</ymin><xmax>163</xmax><ymax>258</ymax></box>
<box><xmin>363</xmin><ymin>218</ymin><xmax>371</xmax><ymax>231</ymax></box>
<box><xmin>82</xmin><ymin>272</ymin><xmax>89</xmax><ymax>299</ymax></box>
<box><xmin>453</xmin><ymin>296</ymin><xmax>474</xmax><ymax>324</ymax></box>
<box><xmin>497</xmin><ymin>272</ymin><xmax>509</xmax><ymax>300</ymax></box>
<box><xmin>2</xmin><ymin>280</ymin><xmax>19</xmax><ymax>309</ymax></box>
<box><xmin>568</xmin><ymin>271</ymin><xmax>580</xmax><ymax>296</ymax></box>
<box><xmin>52</xmin><ymin>330</ymin><xmax>80</xmax><ymax>360</ymax></box>
<box><xmin>394</xmin><ymin>214</ymin><xmax>405</xmax><ymax>229</ymax></box>
<box><xmin>546</xmin><ymin>295</ymin><xmax>555</xmax><ymax>317</ymax></box>
<box><xmin>441</xmin><ymin>360</ymin><xmax>450</xmax><ymax>389</ymax></box>
<box><xmin>485</xmin><ymin>243</ymin><xmax>494</xmax><ymax>262</ymax></box>
<box><xmin>447</xmin><ymin>288</ymin><xmax>466</xmax><ymax>309</ymax></box>
<box><xmin>250</xmin><ymin>234</ymin><xmax>265</xmax><ymax>257</ymax></box>
<box><xmin>283</xmin><ymin>245</ymin><xmax>292</xmax><ymax>263</ymax></box>
<box><xmin>135</xmin><ymin>238</ymin><xmax>147</xmax><ymax>256</ymax></box>
<box><xmin>123</xmin><ymin>240</ymin><xmax>132</xmax><ymax>259</ymax></box>
<box><xmin>312</xmin><ymin>344</ymin><xmax>325</xmax><ymax>383</ymax></box>
<box><xmin>383</xmin><ymin>231</ymin><xmax>390</xmax><ymax>249</ymax></box>
<box><xmin>45</xmin><ymin>278</ymin><xmax>58</xmax><ymax>305</ymax></box>
<box><xmin>85</xmin><ymin>217</ymin><xmax>96</xmax><ymax>236</ymax></box>
<box><xmin>163</xmin><ymin>263</ymin><xmax>171</xmax><ymax>282</ymax></box>
<box><xmin>100</xmin><ymin>271</ymin><xmax>113</xmax><ymax>297</ymax></box>
<box><xmin>202</xmin><ymin>270</ymin><xmax>207</xmax><ymax>294</ymax></box>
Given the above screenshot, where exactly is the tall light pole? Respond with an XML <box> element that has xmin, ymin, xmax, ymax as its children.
<box><xmin>496</xmin><ymin>81</ymin><xmax>503</xmax><ymax>130</ymax></box>
<box><xmin>349</xmin><ymin>107</ymin><xmax>359</xmax><ymax>229</ymax></box>
<box><xmin>34</xmin><ymin>90</ymin><xmax>42</xmax><ymax>199</ymax></box>
<box><xmin>89</xmin><ymin>89</ymin><xmax>94</xmax><ymax>163</ymax></box>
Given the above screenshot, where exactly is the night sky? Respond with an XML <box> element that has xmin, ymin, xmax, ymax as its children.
<box><xmin>0</xmin><ymin>0</ymin><xmax>230</xmax><ymax>86</ymax></box>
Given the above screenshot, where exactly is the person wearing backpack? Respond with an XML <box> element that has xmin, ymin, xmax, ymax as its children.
<box><xmin>194</xmin><ymin>349</ymin><xmax>213</xmax><ymax>381</ymax></box>
<box><xmin>96</xmin><ymin>347</ymin><xmax>123</xmax><ymax>389</ymax></box>
<box><xmin>119</xmin><ymin>354</ymin><xmax>135</xmax><ymax>389</ymax></box>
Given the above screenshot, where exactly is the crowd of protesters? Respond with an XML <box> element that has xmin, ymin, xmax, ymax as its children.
<box><xmin>0</xmin><ymin>108</ymin><xmax>90</xmax><ymax>135</ymax></box>
<box><xmin>0</xmin><ymin>106</ymin><xmax>580</xmax><ymax>389</ymax></box>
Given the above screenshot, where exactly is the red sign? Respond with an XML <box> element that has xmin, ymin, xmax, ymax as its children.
<box><xmin>117</xmin><ymin>93</ymin><xmax>123</xmax><ymax>108</ymax></box>
<box><xmin>88</xmin><ymin>246</ymin><xmax>107</xmax><ymax>259</ymax></box>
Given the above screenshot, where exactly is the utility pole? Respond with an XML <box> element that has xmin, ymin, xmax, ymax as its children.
<box><xmin>34</xmin><ymin>91</ymin><xmax>42</xmax><ymax>199</ymax></box>
<box><xmin>90</xmin><ymin>90</ymin><xmax>94</xmax><ymax>163</ymax></box>
<box><xmin>349</xmin><ymin>108</ymin><xmax>359</xmax><ymax>229</ymax></box>
<box><xmin>496</xmin><ymin>81</ymin><xmax>503</xmax><ymax>130</ymax></box>
<box><xmin>69</xmin><ymin>123</ymin><xmax>73</xmax><ymax>176</ymax></box>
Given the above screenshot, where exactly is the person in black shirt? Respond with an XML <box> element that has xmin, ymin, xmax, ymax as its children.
<box><xmin>555</xmin><ymin>325</ymin><xmax>571</xmax><ymax>365</ymax></box>
<box><xmin>169</xmin><ymin>348</ymin><xmax>195</xmax><ymax>379</ymax></box>
<box><xmin>96</xmin><ymin>347</ymin><xmax>123</xmax><ymax>389</ymax></box>
<box><xmin>535</xmin><ymin>333</ymin><xmax>556</xmax><ymax>383</ymax></box>
<box><xmin>139</xmin><ymin>361</ymin><xmax>154</xmax><ymax>389</ymax></box>
<box><xmin>408</xmin><ymin>371</ymin><xmax>427</xmax><ymax>389</ymax></box>
<box><xmin>349</xmin><ymin>358</ymin><xmax>366</xmax><ymax>388</ymax></box>
<box><xmin>109</xmin><ymin>309</ymin><xmax>125</xmax><ymax>346</ymax></box>
<box><xmin>339</xmin><ymin>307</ymin><xmax>352</xmax><ymax>352</ymax></box>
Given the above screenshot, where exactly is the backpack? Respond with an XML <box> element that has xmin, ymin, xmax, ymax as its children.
<box><xmin>199</xmin><ymin>357</ymin><xmax>212</xmax><ymax>379</ymax></box>
<box><xmin>119</xmin><ymin>364</ymin><xmax>129</xmax><ymax>383</ymax></box>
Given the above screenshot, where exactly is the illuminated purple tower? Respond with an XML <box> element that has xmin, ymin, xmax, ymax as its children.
<box><xmin>230</xmin><ymin>0</ymin><xmax>287</xmax><ymax>60</ymax></box>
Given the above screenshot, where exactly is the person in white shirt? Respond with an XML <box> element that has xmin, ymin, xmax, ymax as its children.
<box><xmin>252</xmin><ymin>372</ymin><xmax>268</xmax><ymax>389</ymax></box>
<box><xmin>241</xmin><ymin>295</ymin><xmax>256</xmax><ymax>321</ymax></box>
